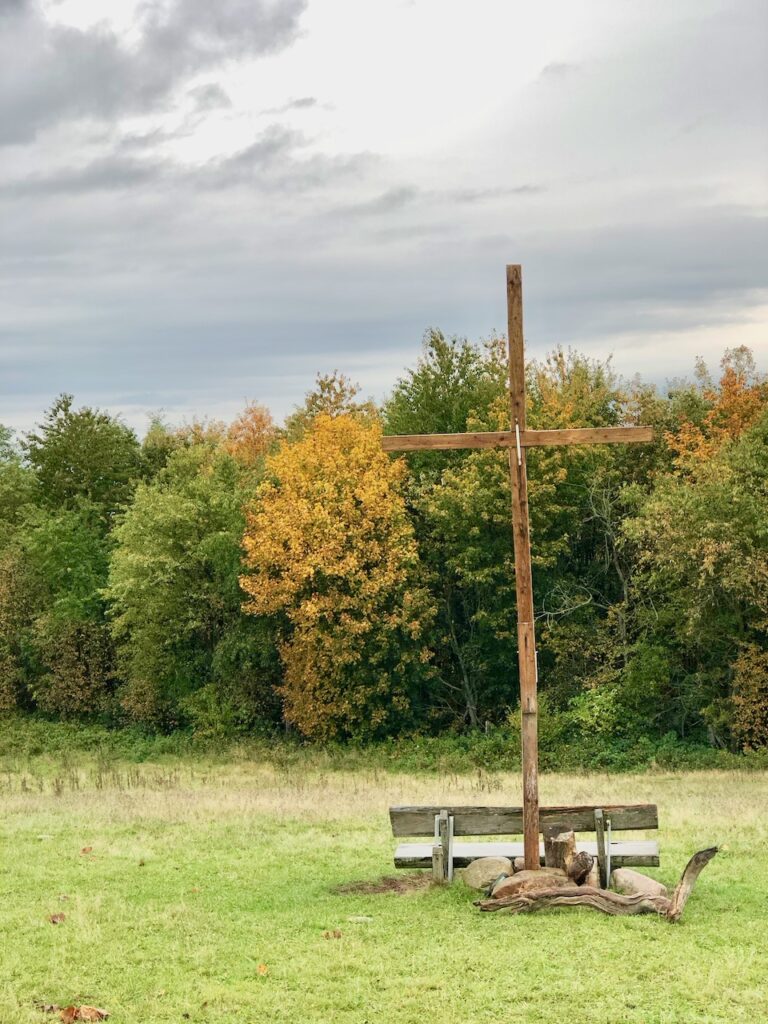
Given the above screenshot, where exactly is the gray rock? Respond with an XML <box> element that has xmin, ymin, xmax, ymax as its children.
<box><xmin>461</xmin><ymin>856</ymin><xmax>513</xmax><ymax>890</ymax></box>
<box><xmin>610</xmin><ymin>868</ymin><xmax>668</xmax><ymax>898</ymax></box>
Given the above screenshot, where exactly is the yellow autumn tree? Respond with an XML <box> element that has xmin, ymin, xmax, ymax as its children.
<box><xmin>240</xmin><ymin>414</ymin><xmax>435</xmax><ymax>740</ymax></box>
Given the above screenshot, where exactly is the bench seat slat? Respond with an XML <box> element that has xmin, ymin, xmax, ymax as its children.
<box><xmin>394</xmin><ymin>839</ymin><xmax>660</xmax><ymax>869</ymax></box>
<box><xmin>390</xmin><ymin>804</ymin><xmax>658</xmax><ymax>837</ymax></box>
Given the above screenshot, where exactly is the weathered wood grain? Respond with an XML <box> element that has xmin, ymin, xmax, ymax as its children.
<box><xmin>523</xmin><ymin>426</ymin><xmax>653</xmax><ymax>447</ymax></box>
<box><xmin>394</xmin><ymin>839</ymin><xmax>660</xmax><ymax>869</ymax></box>
<box><xmin>478</xmin><ymin>884</ymin><xmax>671</xmax><ymax>917</ymax></box>
<box><xmin>667</xmin><ymin>846</ymin><xmax>719</xmax><ymax>922</ymax></box>
<box><xmin>594</xmin><ymin>808</ymin><xmax>608</xmax><ymax>887</ymax></box>
<box><xmin>379</xmin><ymin>264</ymin><xmax>655</xmax><ymax>864</ymax></box>
<box><xmin>477</xmin><ymin>846</ymin><xmax>718</xmax><ymax>921</ymax></box>
<box><xmin>380</xmin><ymin>426</ymin><xmax>653</xmax><ymax>452</ymax></box>
<box><xmin>506</xmin><ymin>265</ymin><xmax>539</xmax><ymax>870</ymax></box>
<box><xmin>381</xmin><ymin>430</ymin><xmax>516</xmax><ymax>451</ymax></box>
<box><xmin>543</xmin><ymin>827</ymin><xmax>575</xmax><ymax>871</ymax></box>
<box><xmin>389</xmin><ymin>803</ymin><xmax>659</xmax><ymax>837</ymax></box>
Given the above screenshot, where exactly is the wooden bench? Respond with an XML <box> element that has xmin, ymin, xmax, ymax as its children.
<box><xmin>390</xmin><ymin>804</ymin><xmax>659</xmax><ymax>885</ymax></box>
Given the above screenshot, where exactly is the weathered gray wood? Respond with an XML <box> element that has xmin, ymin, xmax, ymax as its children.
<box><xmin>437</xmin><ymin>810</ymin><xmax>451</xmax><ymax>883</ymax></box>
<box><xmin>543</xmin><ymin>826</ymin><xmax>574</xmax><ymax>870</ymax></box>
<box><xmin>478</xmin><ymin>846</ymin><xmax>718</xmax><ymax>921</ymax></box>
<box><xmin>431</xmin><ymin>842</ymin><xmax>445</xmax><ymax>883</ymax></box>
<box><xmin>394</xmin><ymin>839</ymin><xmax>660</xmax><ymax>869</ymax></box>
<box><xmin>667</xmin><ymin>846</ymin><xmax>719</xmax><ymax>922</ymax></box>
<box><xmin>594</xmin><ymin>808</ymin><xmax>607</xmax><ymax>887</ymax></box>
<box><xmin>389</xmin><ymin>803</ymin><xmax>658</xmax><ymax>837</ymax></box>
<box><xmin>478</xmin><ymin>884</ymin><xmax>671</xmax><ymax>917</ymax></box>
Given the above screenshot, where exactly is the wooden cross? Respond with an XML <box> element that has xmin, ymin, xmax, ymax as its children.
<box><xmin>382</xmin><ymin>265</ymin><xmax>653</xmax><ymax>871</ymax></box>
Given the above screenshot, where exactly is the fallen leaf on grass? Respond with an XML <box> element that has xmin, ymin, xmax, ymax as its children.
<box><xmin>48</xmin><ymin>913</ymin><xmax>66</xmax><ymax>925</ymax></box>
<box><xmin>59</xmin><ymin>1006</ymin><xmax>109</xmax><ymax>1022</ymax></box>
<box><xmin>256</xmin><ymin>964</ymin><xmax>269</xmax><ymax>976</ymax></box>
<box><xmin>323</xmin><ymin>929</ymin><xmax>343</xmax><ymax>939</ymax></box>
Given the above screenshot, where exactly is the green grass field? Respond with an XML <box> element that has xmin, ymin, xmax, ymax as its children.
<box><xmin>1</xmin><ymin>741</ymin><xmax>766</xmax><ymax>1023</ymax></box>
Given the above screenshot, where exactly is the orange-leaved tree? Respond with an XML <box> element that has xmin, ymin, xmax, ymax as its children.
<box><xmin>226</xmin><ymin>402</ymin><xmax>277</xmax><ymax>470</ymax></box>
<box><xmin>667</xmin><ymin>346</ymin><xmax>768</xmax><ymax>469</ymax></box>
<box><xmin>240</xmin><ymin>414</ymin><xmax>435</xmax><ymax>740</ymax></box>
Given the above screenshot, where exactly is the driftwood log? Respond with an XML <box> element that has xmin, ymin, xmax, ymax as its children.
<box><xmin>543</xmin><ymin>827</ymin><xmax>594</xmax><ymax>886</ymax></box>
<box><xmin>477</xmin><ymin>847</ymin><xmax>718</xmax><ymax>922</ymax></box>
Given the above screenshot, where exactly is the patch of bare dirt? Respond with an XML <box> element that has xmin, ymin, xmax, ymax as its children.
<box><xmin>333</xmin><ymin>873</ymin><xmax>432</xmax><ymax>895</ymax></box>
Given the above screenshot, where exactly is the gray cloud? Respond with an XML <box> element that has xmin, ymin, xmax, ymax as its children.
<box><xmin>262</xmin><ymin>96</ymin><xmax>319</xmax><ymax>114</ymax></box>
<box><xmin>0</xmin><ymin>0</ymin><xmax>765</xmax><ymax>435</ymax></box>
<box><xmin>0</xmin><ymin>122</ymin><xmax>369</xmax><ymax>198</ymax></box>
<box><xmin>189</xmin><ymin>83</ymin><xmax>233</xmax><ymax>111</ymax></box>
<box><xmin>0</xmin><ymin>0</ymin><xmax>305</xmax><ymax>144</ymax></box>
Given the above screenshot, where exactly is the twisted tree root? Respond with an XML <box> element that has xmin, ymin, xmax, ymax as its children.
<box><xmin>476</xmin><ymin>847</ymin><xmax>718</xmax><ymax>922</ymax></box>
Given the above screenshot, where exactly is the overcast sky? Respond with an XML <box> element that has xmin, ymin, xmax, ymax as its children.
<box><xmin>1</xmin><ymin>0</ymin><xmax>766</xmax><ymax>434</ymax></box>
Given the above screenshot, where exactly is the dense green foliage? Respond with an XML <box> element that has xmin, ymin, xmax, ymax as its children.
<box><xmin>0</xmin><ymin>340</ymin><xmax>765</xmax><ymax>755</ymax></box>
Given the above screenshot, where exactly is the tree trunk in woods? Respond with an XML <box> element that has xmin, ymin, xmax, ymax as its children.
<box><xmin>477</xmin><ymin>847</ymin><xmax>718</xmax><ymax>922</ymax></box>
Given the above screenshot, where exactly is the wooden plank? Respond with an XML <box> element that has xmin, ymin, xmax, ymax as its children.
<box><xmin>431</xmin><ymin>842</ymin><xmax>445</xmax><ymax>883</ymax></box>
<box><xmin>436</xmin><ymin>810</ymin><xmax>450</xmax><ymax>883</ymax></box>
<box><xmin>389</xmin><ymin>803</ymin><xmax>659</xmax><ymax>837</ymax></box>
<box><xmin>381</xmin><ymin>430</ymin><xmax>515</xmax><ymax>452</ymax></box>
<box><xmin>594</xmin><ymin>808</ymin><xmax>607</xmax><ymax>887</ymax></box>
<box><xmin>381</xmin><ymin>426</ymin><xmax>653</xmax><ymax>453</ymax></box>
<box><xmin>522</xmin><ymin>426</ymin><xmax>654</xmax><ymax>447</ymax></box>
<box><xmin>394</xmin><ymin>840</ymin><xmax>660</xmax><ymax>869</ymax></box>
<box><xmin>506</xmin><ymin>264</ymin><xmax>539</xmax><ymax>871</ymax></box>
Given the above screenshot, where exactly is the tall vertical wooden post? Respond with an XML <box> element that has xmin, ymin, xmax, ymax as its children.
<box><xmin>381</xmin><ymin>264</ymin><xmax>653</xmax><ymax>873</ymax></box>
<box><xmin>506</xmin><ymin>264</ymin><xmax>540</xmax><ymax>870</ymax></box>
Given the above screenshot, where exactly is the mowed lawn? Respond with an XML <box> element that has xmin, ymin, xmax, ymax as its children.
<box><xmin>1</xmin><ymin>758</ymin><xmax>766</xmax><ymax>1024</ymax></box>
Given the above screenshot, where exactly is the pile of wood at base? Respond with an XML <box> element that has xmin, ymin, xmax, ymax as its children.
<box><xmin>474</xmin><ymin>830</ymin><xmax>718</xmax><ymax>923</ymax></box>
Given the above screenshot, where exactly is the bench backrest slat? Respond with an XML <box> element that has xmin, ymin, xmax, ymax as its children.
<box><xmin>389</xmin><ymin>804</ymin><xmax>658</xmax><ymax>837</ymax></box>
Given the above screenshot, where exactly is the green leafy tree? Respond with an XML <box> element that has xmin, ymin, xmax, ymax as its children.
<box><xmin>622</xmin><ymin>408</ymin><xmax>768</xmax><ymax>745</ymax></box>
<box><xmin>107</xmin><ymin>444</ymin><xmax>279</xmax><ymax>730</ymax></box>
<box><xmin>284</xmin><ymin>372</ymin><xmax>378</xmax><ymax>442</ymax></box>
<box><xmin>23</xmin><ymin>394</ymin><xmax>142</xmax><ymax>525</ymax></box>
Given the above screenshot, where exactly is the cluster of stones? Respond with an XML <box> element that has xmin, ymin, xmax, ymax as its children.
<box><xmin>460</xmin><ymin>854</ymin><xmax>669</xmax><ymax>902</ymax></box>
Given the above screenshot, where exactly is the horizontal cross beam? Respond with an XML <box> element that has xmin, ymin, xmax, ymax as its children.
<box><xmin>381</xmin><ymin>425</ymin><xmax>653</xmax><ymax>452</ymax></box>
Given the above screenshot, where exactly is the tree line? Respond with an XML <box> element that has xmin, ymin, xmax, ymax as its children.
<box><xmin>1</xmin><ymin>336</ymin><xmax>766</xmax><ymax>753</ymax></box>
